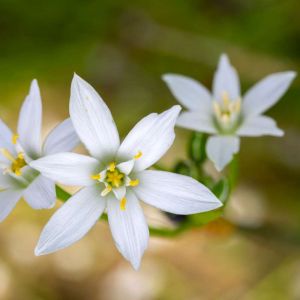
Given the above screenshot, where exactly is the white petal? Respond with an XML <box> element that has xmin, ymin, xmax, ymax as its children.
<box><xmin>135</xmin><ymin>170</ymin><xmax>222</xmax><ymax>214</ymax></box>
<box><xmin>117</xmin><ymin>160</ymin><xmax>135</xmax><ymax>175</ymax></box>
<box><xmin>23</xmin><ymin>175</ymin><xmax>56</xmax><ymax>209</ymax></box>
<box><xmin>107</xmin><ymin>191</ymin><xmax>149</xmax><ymax>270</ymax></box>
<box><xmin>212</xmin><ymin>54</ymin><xmax>240</xmax><ymax>101</ymax></box>
<box><xmin>237</xmin><ymin>115</ymin><xmax>284</xmax><ymax>137</ymax></box>
<box><xmin>117</xmin><ymin>106</ymin><xmax>181</xmax><ymax>172</ymax></box>
<box><xmin>176</xmin><ymin>111</ymin><xmax>217</xmax><ymax>134</ymax></box>
<box><xmin>30</xmin><ymin>153</ymin><xmax>100</xmax><ymax>186</ymax></box>
<box><xmin>0</xmin><ymin>189</ymin><xmax>22</xmax><ymax>222</ymax></box>
<box><xmin>162</xmin><ymin>74</ymin><xmax>211</xmax><ymax>112</ymax></box>
<box><xmin>0</xmin><ymin>173</ymin><xmax>20</xmax><ymax>190</ymax></box>
<box><xmin>17</xmin><ymin>79</ymin><xmax>42</xmax><ymax>158</ymax></box>
<box><xmin>206</xmin><ymin>135</ymin><xmax>240</xmax><ymax>171</ymax></box>
<box><xmin>43</xmin><ymin>118</ymin><xmax>80</xmax><ymax>155</ymax></box>
<box><xmin>70</xmin><ymin>74</ymin><xmax>120</xmax><ymax>161</ymax></box>
<box><xmin>113</xmin><ymin>186</ymin><xmax>126</xmax><ymax>201</ymax></box>
<box><xmin>35</xmin><ymin>185</ymin><xmax>106</xmax><ymax>255</ymax></box>
<box><xmin>0</xmin><ymin>118</ymin><xmax>15</xmax><ymax>154</ymax></box>
<box><xmin>242</xmin><ymin>71</ymin><xmax>296</xmax><ymax>117</ymax></box>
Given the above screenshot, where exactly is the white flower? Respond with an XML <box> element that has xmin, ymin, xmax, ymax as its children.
<box><xmin>30</xmin><ymin>74</ymin><xmax>222</xmax><ymax>270</ymax></box>
<box><xmin>163</xmin><ymin>54</ymin><xmax>296</xmax><ymax>171</ymax></box>
<box><xmin>0</xmin><ymin>79</ymin><xmax>79</xmax><ymax>221</ymax></box>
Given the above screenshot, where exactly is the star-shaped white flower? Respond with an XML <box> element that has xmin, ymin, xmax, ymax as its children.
<box><xmin>0</xmin><ymin>79</ymin><xmax>79</xmax><ymax>221</ymax></box>
<box><xmin>30</xmin><ymin>74</ymin><xmax>222</xmax><ymax>270</ymax></box>
<box><xmin>163</xmin><ymin>54</ymin><xmax>296</xmax><ymax>171</ymax></box>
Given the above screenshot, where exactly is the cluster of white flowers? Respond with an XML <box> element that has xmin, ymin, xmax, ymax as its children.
<box><xmin>0</xmin><ymin>54</ymin><xmax>295</xmax><ymax>270</ymax></box>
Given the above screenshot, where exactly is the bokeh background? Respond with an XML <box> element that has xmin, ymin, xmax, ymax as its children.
<box><xmin>0</xmin><ymin>0</ymin><xmax>300</xmax><ymax>299</ymax></box>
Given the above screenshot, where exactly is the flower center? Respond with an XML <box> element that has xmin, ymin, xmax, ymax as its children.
<box><xmin>212</xmin><ymin>91</ymin><xmax>241</xmax><ymax>133</ymax></box>
<box><xmin>90</xmin><ymin>152</ymin><xmax>142</xmax><ymax>211</ymax></box>
<box><xmin>105</xmin><ymin>163</ymin><xmax>124</xmax><ymax>188</ymax></box>
<box><xmin>0</xmin><ymin>149</ymin><xmax>27</xmax><ymax>176</ymax></box>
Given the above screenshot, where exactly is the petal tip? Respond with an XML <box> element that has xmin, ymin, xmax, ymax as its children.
<box><xmin>131</xmin><ymin>259</ymin><xmax>141</xmax><ymax>271</ymax></box>
<box><xmin>34</xmin><ymin>246</ymin><xmax>44</xmax><ymax>256</ymax></box>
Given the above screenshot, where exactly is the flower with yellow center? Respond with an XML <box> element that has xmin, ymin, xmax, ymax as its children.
<box><xmin>0</xmin><ymin>79</ymin><xmax>79</xmax><ymax>222</ymax></box>
<box><xmin>163</xmin><ymin>54</ymin><xmax>296</xmax><ymax>171</ymax></box>
<box><xmin>31</xmin><ymin>74</ymin><xmax>222</xmax><ymax>270</ymax></box>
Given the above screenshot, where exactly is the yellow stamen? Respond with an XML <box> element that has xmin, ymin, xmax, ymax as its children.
<box><xmin>108</xmin><ymin>162</ymin><xmax>116</xmax><ymax>172</ymax></box>
<box><xmin>134</xmin><ymin>151</ymin><xmax>142</xmax><ymax>160</ymax></box>
<box><xmin>12</xmin><ymin>134</ymin><xmax>19</xmax><ymax>145</ymax></box>
<box><xmin>101</xmin><ymin>185</ymin><xmax>112</xmax><ymax>196</ymax></box>
<box><xmin>106</xmin><ymin>170</ymin><xmax>124</xmax><ymax>188</ymax></box>
<box><xmin>129</xmin><ymin>179</ymin><xmax>139</xmax><ymax>187</ymax></box>
<box><xmin>120</xmin><ymin>197</ymin><xmax>127</xmax><ymax>211</ymax></box>
<box><xmin>222</xmin><ymin>91</ymin><xmax>230</xmax><ymax>106</ymax></box>
<box><xmin>213</xmin><ymin>101</ymin><xmax>221</xmax><ymax>117</ymax></box>
<box><xmin>0</xmin><ymin>148</ymin><xmax>16</xmax><ymax>162</ymax></box>
<box><xmin>91</xmin><ymin>174</ymin><xmax>101</xmax><ymax>180</ymax></box>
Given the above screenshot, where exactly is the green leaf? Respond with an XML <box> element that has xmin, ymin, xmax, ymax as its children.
<box><xmin>173</xmin><ymin>160</ymin><xmax>191</xmax><ymax>176</ymax></box>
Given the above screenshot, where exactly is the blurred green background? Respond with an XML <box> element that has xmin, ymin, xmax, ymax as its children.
<box><xmin>0</xmin><ymin>0</ymin><xmax>300</xmax><ymax>299</ymax></box>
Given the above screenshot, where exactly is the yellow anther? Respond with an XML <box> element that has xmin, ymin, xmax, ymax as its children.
<box><xmin>120</xmin><ymin>197</ymin><xmax>127</xmax><ymax>211</ymax></box>
<box><xmin>221</xmin><ymin>91</ymin><xmax>230</xmax><ymax>105</ymax></box>
<box><xmin>91</xmin><ymin>174</ymin><xmax>101</xmax><ymax>180</ymax></box>
<box><xmin>134</xmin><ymin>151</ymin><xmax>142</xmax><ymax>160</ymax></box>
<box><xmin>108</xmin><ymin>162</ymin><xmax>116</xmax><ymax>172</ymax></box>
<box><xmin>213</xmin><ymin>101</ymin><xmax>221</xmax><ymax>117</ymax></box>
<box><xmin>12</xmin><ymin>134</ymin><xmax>19</xmax><ymax>145</ymax></box>
<box><xmin>0</xmin><ymin>149</ymin><xmax>16</xmax><ymax>162</ymax></box>
<box><xmin>101</xmin><ymin>185</ymin><xmax>112</xmax><ymax>197</ymax></box>
<box><xmin>129</xmin><ymin>179</ymin><xmax>139</xmax><ymax>187</ymax></box>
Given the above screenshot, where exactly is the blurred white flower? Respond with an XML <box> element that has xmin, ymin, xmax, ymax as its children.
<box><xmin>163</xmin><ymin>54</ymin><xmax>296</xmax><ymax>171</ymax></box>
<box><xmin>31</xmin><ymin>74</ymin><xmax>222</xmax><ymax>270</ymax></box>
<box><xmin>0</xmin><ymin>80</ymin><xmax>79</xmax><ymax>221</ymax></box>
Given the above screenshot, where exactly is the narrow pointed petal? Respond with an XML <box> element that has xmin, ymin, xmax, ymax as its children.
<box><xmin>35</xmin><ymin>186</ymin><xmax>106</xmax><ymax>255</ymax></box>
<box><xmin>30</xmin><ymin>153</ymin><xmax>100</xmax><ymax>186</ymax></box>
<box><xmin>18</xmin><ymin>79</ymin><xmax>42</xmax><ymax>158</ymax></box>
<box><xmin>242</xmin><ymin>71</ymin><xmax>296</xmax><ymax>117</ymax></box>
<box><xmin>0</xmin><ymin>189</ymin><xmax>22</xmax><ymax>222</ymax></box>
<box><xmin>0</xmin><ymin>118</ymin><xmax>15</xmax><ymax>154</ymax></box>
<box><xmin>117</xmin><ymin>160</ymin><xmax>134</xmax><ymax>175</ymax></box>
<box><xmin>107</xmin><ymin>191</ymin><xmax>149</xmax><ymax>270</ymax></box>
<box><xmin>118</xmin><ymin>105</ymin><xmax>181</xmax><ymax>172</ymax></box>
<box><xmin>237</xmin><ymin>115</ymin><xmax>284</xmax><ymax>137</ymax></box>
<box><xmin>113</xmin><ymin>186</ymin><xmax>126</xmax><ymax>201</ymax></box>
<box><xmin>162</xmin><ymin>74</ymin><xmax>211</xmax><ymax>112</ymax></box>
<box><xmin>70</xmin><ymin>74</ymin><xmax>120</xmax><ymax>161</ymax></box>
<box><xmin>23</xmin><ymin>175</ymin><xmax>56</xmax><ymax>209</ymax></box>
<box><xmin>206</xmin><ymin>135</ymin><xmax>240</xmax><ymax>171</ymax></box>
<box><xmin>135</xmin><ymin>170</ymin><xmax>222</xmax><ymax>214</ymax></box>
<box><xmin>176</xmin><ymin>111</ymin><xmax>217</xmax><ymax>134</ymax></box>
<box><xmin>213</xmin><ymin>54</ymin><xmax>240</xmax><ymax>101</ymax></box>
<box><xmin>43</xmin><ymin>118</ymin><xmax>80</xmax><ymax>155</ymax></box>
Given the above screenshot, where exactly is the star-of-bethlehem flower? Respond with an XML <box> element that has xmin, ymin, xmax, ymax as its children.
<box><xmin>0</xmin><ymin>80</ymin><xmax>79</xmax><ymax>222</ymax></box>
<box><xmin>30</xmin><ymin>74</ymin><xmax>222</xmax><ymax>270</ymax></box>
<box><xmin>163</xmin><ymin>54</ymin><xmax>296</xmax><ymax>171</ymax></box>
